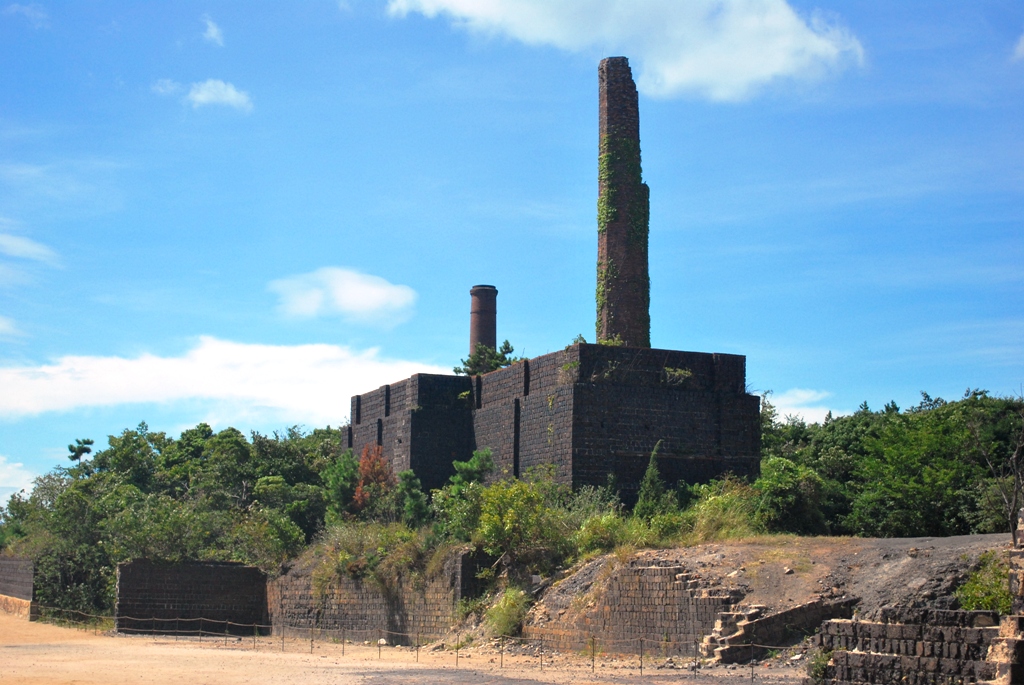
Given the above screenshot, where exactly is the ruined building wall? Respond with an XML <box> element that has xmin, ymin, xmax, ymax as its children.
<box><xmin>345</xmin><ymin>344</ymin><xmax>760</xmax><ymax>501</ymax></box>
<box><xmin>114</xmin><ymin>560</ymin><xmax>268</xmax><ymax>633</ymax></box>
<box><xmin>0</xmin><ymin>557</ymin><xmax>35</xmax><ymax>618</ymax></box>
<box><xmin>597</xmin><ymin>56</ymin><xmax>650</xmax><ymax>348</ymax></box>
<box><xmin>349</xmin><ymin>374</ymin><xmax>473</xmax><ymax>493</ymax></box>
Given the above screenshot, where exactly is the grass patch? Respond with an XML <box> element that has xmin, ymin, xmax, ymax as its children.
<box><xmin>956</xmin><ymin>550</ymin><xmax>1011</xmax><ymax>614</ymax></box>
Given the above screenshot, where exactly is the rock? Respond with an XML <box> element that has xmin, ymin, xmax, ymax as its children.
<box><xmin>378</xmin><ymin>638</ymin><xmax>387</xmax><ymax>646</ymax></box>
<box><xmin>784</xmin><ymin>567</ymin><xmax>794</xmax><ymax>575</ymax></box>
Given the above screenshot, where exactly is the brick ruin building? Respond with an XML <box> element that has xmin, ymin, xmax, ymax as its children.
<box><xmin>341</xmin><ymin>57</ymin><xmax>761</xmax><ymax>501</ymax></box>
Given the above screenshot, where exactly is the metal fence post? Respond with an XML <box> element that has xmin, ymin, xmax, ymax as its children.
<box><xmin>456</xmin><ymin>633</ymin><xmax>460</xmax><ymax>668</ymax></box>
<box><xmin>591</xmin><ymin>635</ymin><xmax>596</xmax><ymax>673</ymax></box>
<box><xmin>500</xmin><ymin>635</ymin><xmax>504</xmax><ymax>668</ymax></box>
<box><xmin>640</xmin><ymin>636</ymin><xmax>644</xmax><ymax>676</ymax></box>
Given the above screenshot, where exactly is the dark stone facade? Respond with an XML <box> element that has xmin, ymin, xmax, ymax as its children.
<box><xmin>115</xmin><ymin>560</ymin><xmax>268</xmax><ymax>634</ymax></box>
<box><xmin>344</xmin><ymin>343</ymin><xmax>760</xmax><ymax>504</ymax></box>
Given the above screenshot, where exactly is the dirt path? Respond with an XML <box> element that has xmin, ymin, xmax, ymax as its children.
<box><xmin>0</xmin><ymin>613</ymin><xmax>805</xmax><ymax>685</ymax></box>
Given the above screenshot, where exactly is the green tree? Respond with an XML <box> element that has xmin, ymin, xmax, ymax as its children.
<box><xmin>753</xmin><ymin>457</ymin><xmax>827</xmax><ymax>534</ymax></box>
<box><xmin>633</xmin><ymin>442</ymin><xmax>676</xmax><ymax>520</ymax></box>
<box><xmin>396</xmin><ymin>470</ymin><xmax>429</xmax><ymax>528</ymax></box>
<box><xmin>454</xmin><ymin>340</ymin><xmax>521</xmax><ymax>376</ymax></box>
<box><xmin>322</xmin><ymin>448</ymin><xmax>359</xmax><ymax>518</ymax></box>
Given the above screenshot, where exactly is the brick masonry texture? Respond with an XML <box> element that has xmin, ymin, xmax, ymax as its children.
<box><xmin>809</xmin><ymin>610</ymin><xmax>1004</xmax><ymax>685</ymax></box>
<box><xmin>0</xmin><ymin>557</ymin><xmax>33</xmax><ymax>601</ymax></box>
<box><xmin>346</xmin><ymin>343</ymin><xmax>759</xmax><ymax>506</ymax></box>
<box><xmin>524</xmin><ymin>559</ymin><xmax>743</xmax><ymax>654</ymax></box>
<box><xmin>597</xmin><ymin>56</ymin><xmax>650</xmax><ymax>348</ymax></box>
<box><xmin>115</xmin><ymin>560</ymin><xmax>268</xmax><ymax>634</ymax></box>
<box><xmin>267</xmin><ymin>550</ymin><xmax>483</xmax><ymax>643</ymax></box>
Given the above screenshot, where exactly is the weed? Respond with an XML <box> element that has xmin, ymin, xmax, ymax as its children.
<box><xmin>486</xmin><ymin>588</ymin><xmax>531</xmax><ymax>636</ymax></box>
<box><xmin>807</xmin><ymin>648</ymin><xmax>832</xmax><ymax>684</ymax></box>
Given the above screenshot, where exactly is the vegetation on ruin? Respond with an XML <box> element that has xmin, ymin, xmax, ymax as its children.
<box><xmin>955</xmin><ymin>550</ymin><xmax>1012</xmax><ymax>614</ymax></box>
<box><xmin>454</xmin><ymin>340</ymin><xmax>521</xmax><ymax>376</ymax></box>
<box><xmin>1</xmin><ymin>388</ymin><xmax>1021</xmax><ymax>622</ymax></box>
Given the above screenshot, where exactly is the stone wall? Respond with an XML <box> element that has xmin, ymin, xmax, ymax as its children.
<box><xmin>811</xmin><ymin>609</ymin><xmax>1004</xmax><ymax>685</ymax></box>
<box><xmin>267</xmin><ymin>550</ymin><xmax>482</xmax><ymax>643</ymax></box>
<box><xmin>705</xmin><ymin>599</ymin><xmax>857</xmax><ymax>663</ymax></box>
<box><xmin>524</xmin><ymin>560</ymin><xmax>743</xmax><ymax>653</ymax></box>
<box><xmin>0</xmin><ymin>557</ymin><xmax>35</xmax><ymax>619</ymax></box>
<box><xmin>115</xmin><ymin>560</ymin><xmax>268</xmax><ymax>634</ymax></box>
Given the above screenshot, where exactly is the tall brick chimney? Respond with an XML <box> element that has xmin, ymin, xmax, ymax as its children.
<box><xmin>469</xmin><ymin>285</ymin><xmax>497</xmax><ymax>355</ymax></box>
<box><xmin>596</xmin><ymin>57</ymin><xmax>650</xmax><ymax>348</ymax></box>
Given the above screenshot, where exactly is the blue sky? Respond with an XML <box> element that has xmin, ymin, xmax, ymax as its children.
<box><xmin>1</xmin><ymin>1</ymin><xmax>1022</xmax><ymax>501</ymax></box>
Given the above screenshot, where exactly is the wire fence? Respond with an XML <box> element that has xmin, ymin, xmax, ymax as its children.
<box><xmin>32</xmin><ymin>605</ymin><xmax>810</xmax><ymax>680</ymax></box>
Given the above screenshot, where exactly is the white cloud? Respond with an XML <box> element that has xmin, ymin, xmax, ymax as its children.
<box><xmin>151</xmin><ymin>78</ymin><xmax>182</xmax><ymax>96</ymax></box>
<box><xmin>186</xmin><ymin>79</ymin><xmax>253</xmax><ymax>112</ymax></box>
<box><xmin>0</xmin><ymin>314</ymin><xmax>21</xmax><ymax>338</ymax></box>
<box><xmin>0</xmin><ymin>455</ymin><xmax>35</xmax><ymax>506</ymax></box>
<box><xmin>387</xmin><ymin>0</ymin><xmax>863</xmax><ymax>101</ymax></box>
<box><xmin>3</xmin><ymin>3</ymin><xmax>48</xmax><ymax>28</ymax></box>
<box><xmin>769</xmin><ymin>388</ymin><xmax>845</xmax><ymax>425</ymax></box>
<box><xmin>0</xmin><ymin>336</ymin><xmax>449</xmax><ymax>426</ymax></box>
<box><xmin>0</xmin><ymin>232</ymin><xmax>57</xmax><ymax>264</ymax></box>
<box><xmin>268</xmin><ymin>267</ymin><xmax>418</xmax><ymax>325</ymax></box>
<box><xmin>1014</xmin><ymin>32</ymin><xmax>1024</xmax><ymax>61</ymax></box>
<box><xmin>202</xmin><ymin>14</ymin><xmax>224</xmax><ymax>46</ymax></box>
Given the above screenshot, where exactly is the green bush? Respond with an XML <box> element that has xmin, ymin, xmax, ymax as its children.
<box><xmin>574</xmin><ymin>512</ymin><xmax>628</xmax><ymax>554</ymax></box>
<box><xmin>956</xmin><ymin>550</ymin><xmax>1012</xmax><ymax>614</ymax></box>
<box><xmin>485</xmin><ymin>587</ymin><xmax>531</xmax><ymax>636</ymax></box>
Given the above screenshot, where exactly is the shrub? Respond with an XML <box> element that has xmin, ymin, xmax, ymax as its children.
<box><xmin>478</xmin><ymin>479</ymin><xmax>549</xmax><ymax>563</ymax></box>
<box><xmin>956</xmin><ymin>550</ymin><xmax>1012</xmax><ymax>614</ymax></box>
<box><xmin>486</xmin><ymin>588</ymin><xmax>531</xmax><ymax>636</ymax></box>
<box><xmin>574</xmin><ymin>512</ymin><xmax>628</xmax><ymax>554</ymax></box>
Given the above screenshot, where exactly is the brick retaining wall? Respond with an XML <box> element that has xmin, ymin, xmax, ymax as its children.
<box><xmin>810</xmin><ymin>609</ymin><xmax>1003</xmax><ymax>685</ymax></box>
<box><xmin>268</xmin><ymin>550</ymin><xmax>481</xmax><ymax>644</ymax></box>
<box><xmin>524</xmin><ymin>560</ymin><xmax>742</xmax><ymax>653</ymax></box>
<box><xmin>115</xmin><ymin>560</ymin><xmax>268</xmax><ymax>634</ymax></box>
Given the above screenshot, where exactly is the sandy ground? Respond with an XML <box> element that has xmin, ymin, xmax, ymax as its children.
<box><xmin>0</xmin><ymin>613</ymin><xmax>807</xmax><ymax>685</ymax></box>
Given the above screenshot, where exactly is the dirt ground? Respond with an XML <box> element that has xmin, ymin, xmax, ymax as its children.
<box><xmin>0</xmin><ymin>613</ymin><xmax>806</xmax><ymax>685</ymax></box>
<box><xmin>3</xmin><ymin>534</ymin><xmax>1007</xmax><ymax>684</ymax></box>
